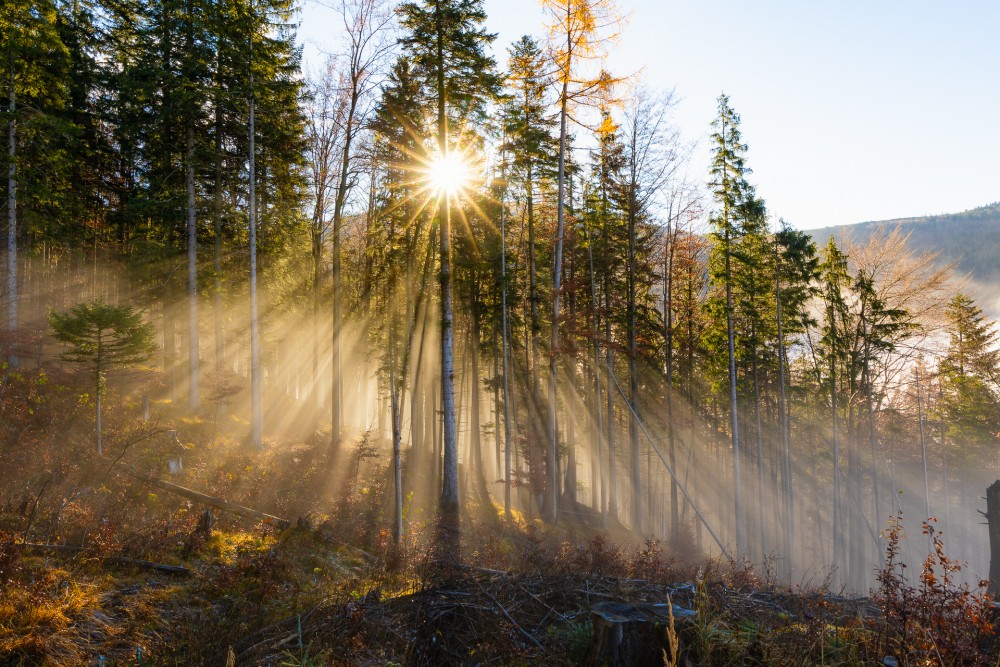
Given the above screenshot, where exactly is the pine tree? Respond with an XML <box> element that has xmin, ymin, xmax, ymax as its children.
<box><xmin>939</xmin><ymin>293</ymin><xmax>1000</xmax><ymax>455</ymax></box>
<box><xmin>50</xmin><ymin>302</ymin><xmax>156</xmax><ymax>455</ymax></box>
<box><xmin>1</xmin><ymin>0</ymin><xmax>70</xmax><ymax>363</ymax></box>
<box><xmin>707</xmin><ymin>93</ymin><xmax>752</xmax><ymax>559</ymax></box>
<box><xmin>817</xmin><ymin>236</ymin><xmax>850</xmax><ymax>578</ymax></box>
<box><xmin>398</xmin><ymin>0</ymin><xmax>500</xmax><ymax>529</ymax></box>
<box><xmin>503</xmin><ymin>34</ymin><xmax>556</xmax><ymax>515</ymax></box>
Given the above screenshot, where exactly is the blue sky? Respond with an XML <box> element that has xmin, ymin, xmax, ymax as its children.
<box><xmin>299</xmin><ymin>1</ymin><xmax>999</xmax><ymax>230</ymax></box>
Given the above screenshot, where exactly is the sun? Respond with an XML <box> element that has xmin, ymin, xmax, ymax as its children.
<box><xmin>426</xmin><ymin>151</ymin><xmax>471</xmax><ymax>197</ymax></box>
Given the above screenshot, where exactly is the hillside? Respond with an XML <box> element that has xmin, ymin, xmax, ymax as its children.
<box><xmin>807</xmin><ymin>203</ymin><xmax>1000</xmax><ymax>315</ymax></box>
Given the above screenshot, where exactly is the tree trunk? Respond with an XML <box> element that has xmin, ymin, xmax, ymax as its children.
<box><xmin>586</xmin><ymin>228</ymin><xmax>606</xmax><ymax>526</ymax></box>
<box><xmin>436</xmin><ymin>2</ymin><xmax>459</xmax><ymax>531</ymax></box>
<box><xmin>775</xmin><ymin>237</ymin><xmax>793</xmax><ymax>580</ymax></box>
<box><xmin>330</xmin><ymin>82</ymin><xmax>359</xmax><ymax>449</ymax></box>
<box><xmin>6</xmin><ymin>78</ymin><xmax>16</xmax><ymax>366</ymax></box>
<box><xmin>500</xmin><ymin>188</ymin><xmax>513</xmax><ymax>520</ymax></box>
<box><xmin>390</xmin><ymin>331</ymin><xmax>403</xmax><ymax>545</ymax></box>
<box><xmin>186</xmin><ymin>122</ymin><xmax>200</xmax><ymax>411</ymax></box>
<box><xmin>606</xmin><ymin>283</ymin><xmax>617</xmax><ymax>523</ymax></box>
<box><xmin>213</xmin><ymin>76</ymin><xmax>225</xmax><ymax>371</ymax></box>
<box><xmin>724</xmin><ymin>223</ymin><xmax>743</xmax><ymax>559</ymax></box>
<box><xmin>248</xmin><ymin>90</ymin><xmax>262</xmax><ymax>448</ymax></box>
<box><xmin>626</xmin><ymin>165</ymin><xmax>641</xmax><ymax>533</ymax></box>
<box><xmin>664</xmin><ymin>217</ymin><xmax>678</xmax><ymax>541</ymax></box>
<box><xmin>546</xmin><ymin>75</ymin><xmax>569</xmax><ymax>524</ymax></box>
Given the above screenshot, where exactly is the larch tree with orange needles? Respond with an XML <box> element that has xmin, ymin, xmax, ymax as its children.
<box><xmin>540</xmin><ymin>0</ymin><xmax>624</xmax><ymax>523</ymax></box>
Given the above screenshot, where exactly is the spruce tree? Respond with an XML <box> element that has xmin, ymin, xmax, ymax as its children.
<box><xmin>398</xmin><ymin>0</ymin><xmax>500</xmax><ymax>529</ymax></box>
<box><xmin>939</xmin><ymin>293</ymin><xmax>1000</xmax><ymax>454</ymax></box>
<box><xmin>707</xmin><ymin>93</ymin><xmax>752</xmax><ymax>559</ymax></box>
<box><xmin>1</xmin><ymin>0</ymin><xmax>70</xmax><ymax>362</ymax></box>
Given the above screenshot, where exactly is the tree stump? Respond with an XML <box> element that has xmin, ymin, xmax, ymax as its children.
<box><xmin>987</xmin><ymin>481</ymin><xmax>1000</xmax><ymax>596</ymax></box>
<box><xmin>582</xmin><ymin>601</ymin><xmax>697</xmax><ymax>667</ymax></box>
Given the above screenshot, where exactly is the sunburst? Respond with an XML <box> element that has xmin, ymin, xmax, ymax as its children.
<box><xmin>425</xmin><ymin>151</ymin><xmax>472</xmax><ymax>197</ymax></box>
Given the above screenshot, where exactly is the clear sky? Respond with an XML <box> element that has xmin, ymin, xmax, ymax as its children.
<box><xmin>298</xmin><ymin>1</ymin><xmax>1000</xmax><ymax>230</ymax></box>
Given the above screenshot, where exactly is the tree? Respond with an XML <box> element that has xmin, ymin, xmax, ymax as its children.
<box><xmin>328</xmin><ymin>0</ymin><xmax>394</xmax><ymax>447</ymax></box>
<box><xmin>817</xmin><ymin>235</ymin><xmax>850</xmax><ymax>577</ymax></box>
<box><xmin>503</xmin><ymin>34</ymin><xmax>556</xmax><ymax>514</ymax></box>
<box><xmin>50</xmin><ymin>302</ymin><xmax>156</xmax><ymax>456</ymax></box>
<box><xmin>618</xmin><ymin>85</ymin><xmax>681</xmax><ymax>531</ymax></box>
<box><xmin>938</xmin><ymin>293</ymin><xmax>1000</xmax><ymax>455</ymax></box>
<box><xmin>541</xmin><ymin>0</ymin><xmax>622</xmax><ymax>522</ymax></box>
<box><xmin>707</xmin><ymin>93</ymin><xmax>753</xmax><ymax>559</ymax></box>
<box><xmin>398</xmin><ymin>0</ymin><xmax>501</xmax><ymax>529</ymax></box>
<box><xmin>2</xmin><ymin>0</ymin><xmax>70</xmax><ymax>364</ymax></box>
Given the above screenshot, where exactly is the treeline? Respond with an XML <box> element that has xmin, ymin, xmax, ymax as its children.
<box><xmin>3</xmin><ymin>0</ymin><xmax>999</xmax><ymax>591</ymax></box>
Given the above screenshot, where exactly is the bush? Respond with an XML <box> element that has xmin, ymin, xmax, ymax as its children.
<box><xmin>873</xmin><ymin>514</ymin><xmax>994</xmax><ymax>666</ymax></box>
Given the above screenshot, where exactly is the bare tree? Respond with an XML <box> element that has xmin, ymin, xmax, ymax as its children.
<box><xmin>618</xmin><ymin>85</ymin><xmax>683</xmax><ymax>531</ymax></box>
<box><xmin>327</xmin><ymin>0</ymin><xmax>394</xmax><ymax>448</ymax></box>
<box><xmin>305</xmin><ymin>54</ymin><xmax>348</xmax><ymax>407</ymax></box>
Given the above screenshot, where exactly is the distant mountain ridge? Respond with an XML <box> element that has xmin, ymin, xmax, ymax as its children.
<box><xmin>806</xmin><ymin>202</ymin><xmax>1000</xmax><ymax>316</ymax></box>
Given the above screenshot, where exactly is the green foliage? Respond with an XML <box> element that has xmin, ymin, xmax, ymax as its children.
<box><xmin>398</xmin><ymin>0</ymin><xmax>502</xmax><ymax>132</ymax></box>
<box><xmin>938</xmin><ymin>293</ymin><xmax>1000</xmax><ymax>454</ymax></box>
<box><xmin>49</xmin><ymin>302</ymin><xmax>156</xmax><ymax>372</ymax></box>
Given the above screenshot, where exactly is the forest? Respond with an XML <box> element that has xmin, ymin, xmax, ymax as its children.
<box><xmin>2</xmin><ymin>0</ymin><xmax>999</xmax><ymax>664</ymax></box>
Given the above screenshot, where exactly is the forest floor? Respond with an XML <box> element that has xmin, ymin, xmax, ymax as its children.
<box><xmin>0</xmin><ymin>369</ymin><xmax>997</xmax><ymax>665</ymax></box>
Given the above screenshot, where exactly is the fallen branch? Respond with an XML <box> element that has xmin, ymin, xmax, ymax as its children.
<box><xmin>132</xmin><ymin>472</ymin><xmax>290</xmax><ymax>528</ymax></box>
<box><xmin>18</xmin><ymin>542</ymin><xmax>192</xmax><ymax>575</ymax></box>
<box><xmin>471</xmin><ymin>576</ymin><xmax>544</xmax><ymax>650</ymax></box>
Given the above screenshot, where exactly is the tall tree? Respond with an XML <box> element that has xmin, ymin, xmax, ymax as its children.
<box><xmin>503</xmin><ymin>34</ymin><xmax>556</xmax><ymax>512</ymax></box>
<box><xmin>938</xmin><ymin>293</ymin><xmax>1000</xmax><ymax>455</ymax></box>
<box><xmin>541</xmin><ymin>0</ymin><xmax>621</xmax><ymax>522</ymax></box>
<box><xmin>398</xmin><ymin>0</ymin><xmax>500</xmax><ymax>529</ymax></box>
<box><xmin>1</xmin><ymin>0</ymin><xmax>70</xmax><ymax>364</ymax></box>
<box><xmin>618</xmin><ymin>86</ymin><xmax>680</xmax><ymax>531</ymax></box>
<box><xmin>329</xmin><ymin>0</ymin><xmax>394</xmax><ymax>446</ymax></box>
<box><xmin>707</xmin><ymin>93</ymin><xmax>752</xmax><ymax>558</ymax></box>
<box><xmin>817</xmin><ymin>236</ymin><xmax>850</xmax><ymax>577</ymax></box>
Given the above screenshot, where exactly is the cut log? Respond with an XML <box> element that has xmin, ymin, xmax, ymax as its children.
<box><xmin>987</xmin><ymin>481</ymin><xmax>1000</xmax><ymax>596</ymax></box>
<box><xmin>583</xmin><ymin>601</ymin><xmax>697</xmax><ymax>667</ymax></box>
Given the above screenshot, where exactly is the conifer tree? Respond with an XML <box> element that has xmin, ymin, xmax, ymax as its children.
<box><xmin>503</xmin><ymin>35</ymin><xmax>556</xmax><ymax>509</ymax></box>
<box><xmin>707</xmin><ymin>93</ymin><xmax>752</xmax><ymax>558</ymax></box>
<box><xmin>398</xmin><ymin>0</ymin><xmax>500</xmax><ymax>528</ymax></box>
<box><xmin>1</xmin><ymin>0</ymin><xmax>70</xmax><ymax>363</ymax></box>
<box><xmin>541</xmin><ymin>0</ymin><xmax>621</xmax><ymax>522</ymax></box>
<box><xmin>817</xmin><ymin>236</ymin><xmax>850</xmax><ymax>576</ymax></box>
<box><xmin>939</xmin><ymin>293</ymin><xmax>1000</xmax><ymax>454</ymax></box>
<box><xmin>50</xmin><ymin>302</ymin><xmax>156</xmax><ymax>455</ymax></box>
